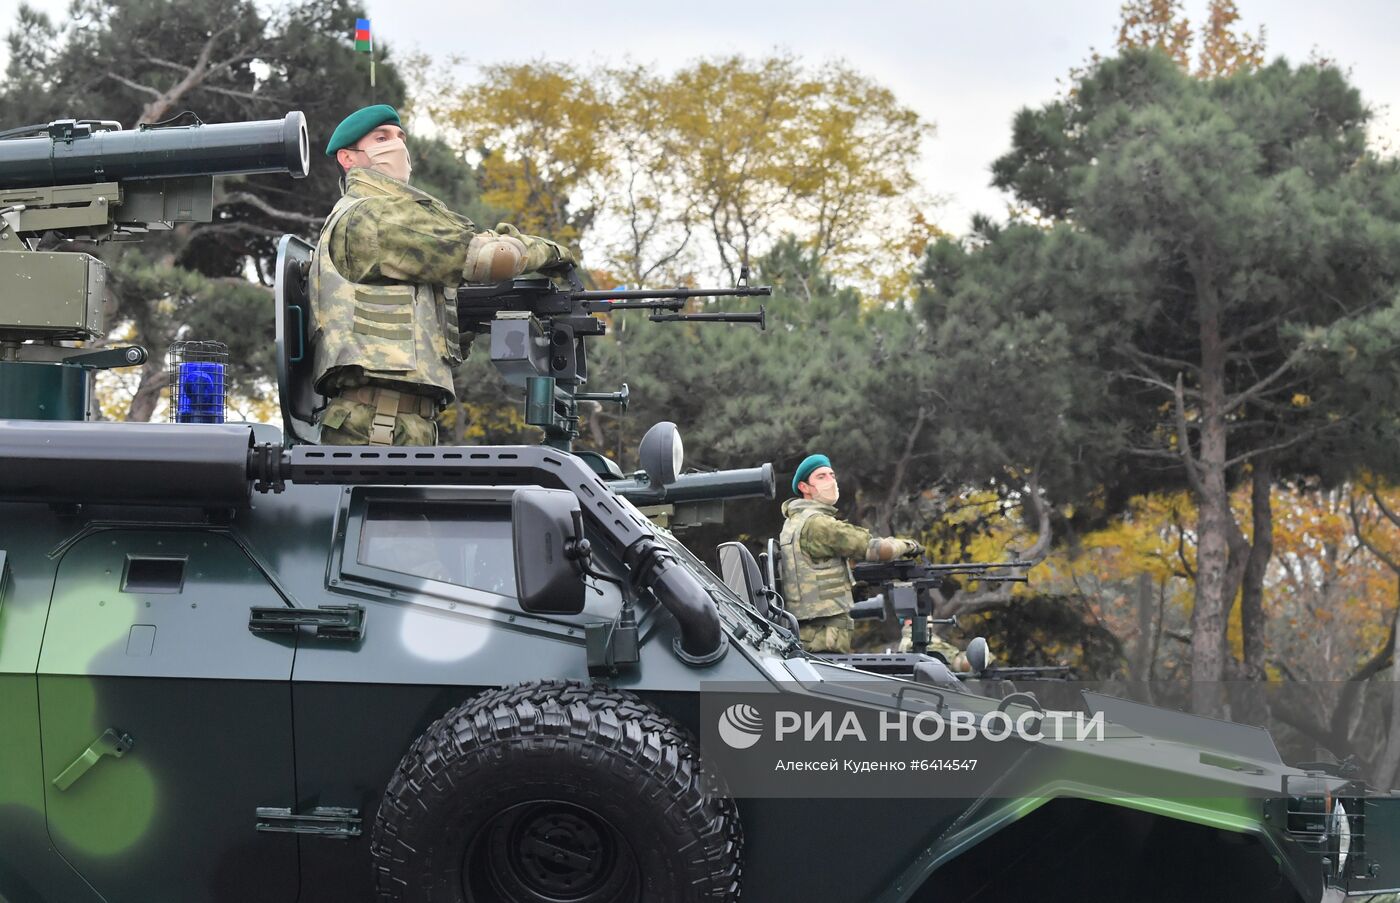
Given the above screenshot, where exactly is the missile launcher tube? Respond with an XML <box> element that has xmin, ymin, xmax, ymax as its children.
<box><xmin>0</xmin><ymin>112</ymin><xmax>309</xmax><ymax>189</ymax></box>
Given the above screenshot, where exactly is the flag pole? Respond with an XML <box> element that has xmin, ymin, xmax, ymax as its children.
<box><xmin>355</xmin><ymin>18</ymin><xmax>375</xmax><ymax>98</ymax></box>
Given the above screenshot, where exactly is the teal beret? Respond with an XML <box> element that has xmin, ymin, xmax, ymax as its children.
<box><xmin>325</xmin><ymin>104</ymin><xmax>402</xmax><ymax>156</ymax></box>
<box><xmin>792</xmin><ymin>454</ymin><xmax>832</xmax><ymax>495</ymax></box>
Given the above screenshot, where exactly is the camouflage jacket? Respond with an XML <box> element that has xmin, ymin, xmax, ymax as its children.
<box><xmin>310</xmin><ymin>188</ymin><xmax>458</xmax><ymax>400</ymax></box>
<box><xmin>324</xmin><ymin>168</ymin><xmax>572</xmax><ymax>285</ymax></box>
<box><xmin>309</xmin><ymin>170</ymin><xmax>573</xmax><ymax>401</ymax></box>
<box><xmin>778</xmin><ymin>499</ymin><xmax>870</xmax><ymax>621</ymax></box>
<box><xmin>780</xmin><ymin>499</ymin><xmax>877</xmax><ymax>561</ymax></box>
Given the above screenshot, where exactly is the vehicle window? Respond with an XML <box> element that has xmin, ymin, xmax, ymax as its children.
<box><xmin>358</xmin><ymin>501</ymin><xmax>517</xmax><ymax>596</ymax></box>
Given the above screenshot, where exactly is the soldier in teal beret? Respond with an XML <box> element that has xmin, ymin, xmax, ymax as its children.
<box><xmin>308</xmin><ymin>105</ymin><xmax>579</xmax><ymax>446</ymax></box>
<box><xmin>779</xmin><ymin>455</ymin><xmax>924</xmax><ymax>653</ymax></box>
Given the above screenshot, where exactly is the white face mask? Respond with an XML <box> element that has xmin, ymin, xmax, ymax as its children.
<box><xmin>813</xmin><ymin>479</ymin><xmax>840</xmax><ymax>506</ymax></box>
<box><xmin>358</xmin><ymin>137</ymin><xmax>412</xmax><ymax>183</ymax></box>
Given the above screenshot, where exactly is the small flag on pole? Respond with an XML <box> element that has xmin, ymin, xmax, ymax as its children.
<box><xmin>354</xmin><ymin>18</ymin><xmax>375</xmax><ymax>92</ymax></box>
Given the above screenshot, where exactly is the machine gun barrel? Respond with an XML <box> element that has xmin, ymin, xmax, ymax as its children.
<box><xmin>957</xmin><ymin>665</ymin><xmax>1074</xmax><ymax>680</ymax></box>
<box><xmin>852</xmin><ymin>559</ymin><xmax>1034</xmax><ymax>586</ymax></box>
<box><xmin>573</xmin><ymin>285</ymin><xmax>772</xmax><ymax>306</ymax></box>
<box><xmin>0</xmin><ymin>112</ymin><xmax>309</xmax><ymax>189</ymax></box>
<box><xmin>457</xmin><ymin>279</ymin><xmax>770</xmax><ymax>315</ymax></box>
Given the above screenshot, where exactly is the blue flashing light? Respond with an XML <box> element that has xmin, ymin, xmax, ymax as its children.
<box><xmin>175</xmin><ymin>361</ymin><xmax>226</xmax><ymax>424</ymax></box>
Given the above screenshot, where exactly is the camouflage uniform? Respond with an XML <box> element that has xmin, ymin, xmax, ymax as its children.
<box><xmin>898</xmin><ymin>620</ymin><xmax>975</xmax><ymax>670</ymax></box>
<box><xmin>779</xmin><ymin>498</ymin><xmax>918</xmax><ymax>654</ymax></box>
<box><xmin>310</xmin><ymin>168</ymin><xmax>573</xmax><ymax>445</ymax></box>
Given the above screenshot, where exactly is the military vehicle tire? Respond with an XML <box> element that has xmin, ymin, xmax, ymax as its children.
<box><xmin>372</xmin><ymin>679</ymin><xmax>743</xmax><ymax>903</ymax></box>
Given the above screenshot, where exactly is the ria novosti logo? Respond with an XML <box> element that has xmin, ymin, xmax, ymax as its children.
<box><xmin>716</xmin><ymin>701</ymin><xmax>1105</xmax><ymax>748</ymax></box>
<box><xmin>717</xmin><ymin>703</ymin><xmax>764</xmax><ymax>749</ymax></box>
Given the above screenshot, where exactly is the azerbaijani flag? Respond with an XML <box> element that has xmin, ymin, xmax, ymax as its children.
<box><xmin>354</xmin><ymin>18</ymin><xmax>372</xmax><ymax>53</ymax></box>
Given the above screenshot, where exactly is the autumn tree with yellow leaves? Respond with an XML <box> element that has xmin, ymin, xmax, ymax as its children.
<box><xmin>423</xmin><ymin>56</ymin><xmax>934</xmax><ymax>298</ymax></box>
<box><xmin>1116</xmin><ymin>0</ymin><xmax>1265</xmax><ymax>78</ymax></box>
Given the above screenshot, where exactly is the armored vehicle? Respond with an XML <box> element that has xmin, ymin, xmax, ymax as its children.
<box><xmin>0</xmin><ymin>112</ymin><xmax>1396</xmax><ymax>903</ymax></box>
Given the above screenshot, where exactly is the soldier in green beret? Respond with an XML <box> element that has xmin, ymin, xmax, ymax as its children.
<box><xmin>779</xmin><ymin>454</ymin><xmax>924</xmax><ymax>653</ymax></box>
<box><xmin>309</xmin><ymin>104</ymin><xmax>578</xmax><ymax>446</ymax></box>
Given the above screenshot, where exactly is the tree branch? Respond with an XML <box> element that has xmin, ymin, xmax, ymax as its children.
<box><xmin>220</xmin><ymin>191</ymin><xmax>324</xmax><ymax>226</ymax></box>
<box><xmin>1173</xmin><ymin>506</ymin><xmax>1197</xmax><ymax>582</ymax></box>
<box><xmin>880</xmin><ymin>405</ymin><xmax>929</xmax><ymax>533</ymax></box>
<box><xmin>1370</xmin><ymin>485</ymin><xmax>1400</xmax><ymax>532</ymax></box>
<box><xmin>1224</xmin><ymin>420</ymin><xmax>1347</xmax><ymax>469</ymax></box>
<box><xmin>1128</xmin><ymin>446</ymin><xmax>1193</xmax><ymax>461</ymax></box>
<box><xmin>1117</xmin><ymin>343</ymin><xmax>1200</xmax><ymax>376</ymax></box>
<box><xmin>1008</xmin><ymin>469</ymin><xmax>1053</xmax><ymax>563</ymax></box>
<box><xmin>938</xmin><ymin>586</ymin><xmax>1017</xmax><ymax>619</ymax></box>
<box><xmin>1174</xmin><ymin>371</ymin><xmax>1205</xmax><ymax>495</ymax></box>
<box><xmin>1350</xmin><ymin>493</ymin><xmax>1400</xmax><ymax>575</ymax></box>
<box><xmin>1348</xmin><ymin>605</ymin><xmax>1397</xmax><ymax>683</ymax></box>
<box><xmin>1120</xmin><ymin>371</ymin><xmax>1188</xmax><ymax>395</ymax></box>
<box><xmin>105</xmin><ymin>71</ymin><xmax>163</xmax><ymax>99</ymax></box>
<box><xmin>1222</xmin><ymin>344</ymin><xmax>1311</xmax><ymax>415</ymax></box>
<box><xmin>200</xmin><ymin>84</ymin><xmax>268</xmax><ymax>104</ymax></box>
<box><xmin>1271</xmin><ymin>693</ymin><xmax>1344</xmax><ymax>754</ymax></box>
<box><xmin>1222</xmin><ymin>311</ymin><xmax>1286</xmax><ymax>350</ymax></box>
<box><xmin>188</xmin><ymin>222</ymin><xmax>288</xmax><ymax>240</ymax></box>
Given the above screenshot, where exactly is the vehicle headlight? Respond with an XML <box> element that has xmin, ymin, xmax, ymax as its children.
<box><xmin>1332</xmin><ymin>801</ymin><xmax>1351</xmax><ymax>873</ymax></box>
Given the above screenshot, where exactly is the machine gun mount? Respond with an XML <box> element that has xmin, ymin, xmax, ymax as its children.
<box><xmin>456</xmin><ymin>267</ymin><xmax>770</xmax><ymax>451</ymax></box>
<box><xmin>848</xmin><ymin>558</ymin><xmax>1033</xmax><ymax>655</ymax></box>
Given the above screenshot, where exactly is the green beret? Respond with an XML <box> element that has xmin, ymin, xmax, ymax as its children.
<box><xmin>325</xmin><ymin>104</ymin><xmax>402</xmax><ymax>156</ymax></box>
<box><xmin>792</xmin><ymin>453</ymin><xmax>832</xmax><ymax>495</ymax></box>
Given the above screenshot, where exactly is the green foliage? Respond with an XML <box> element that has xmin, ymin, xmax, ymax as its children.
<box><xmin>931</xmin><ymin>48</ymin><xmax>1400</xmax><ymax>695</ymax></box>
<box><xmin>982</xmin><ymin>50</ymin><xmax>1400</xmax><ymax>487</ymax></box>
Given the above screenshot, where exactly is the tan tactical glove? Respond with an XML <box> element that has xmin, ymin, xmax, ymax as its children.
<box><xmin>865</xmin><ymin>537</ymin><xmax>924</xmax><ymax>561</ymax></box>
<box><xmin>495</xmin><ymin>222</ymin><xmax>579</xmax><ymax>273</ymax></box>
<box><xmin>464</xmin><ymin>231</ymin><xmax>527</xmax><ymax>283</ymax></box>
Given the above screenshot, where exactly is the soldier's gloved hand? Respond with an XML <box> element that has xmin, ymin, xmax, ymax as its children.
<box><xmin>495</xmin><ymin>223</ymin><xmax>579</xmax><ymax>273</ymax></box>
<box><xmin>465</xmin><ymin>231</ymin><xmax>527</xmax><ymax>283</ymax></box>
<box><xmin>895</xmin><ymin>539</ymin><xmax>924</xmax><ymax>559</ymax></box>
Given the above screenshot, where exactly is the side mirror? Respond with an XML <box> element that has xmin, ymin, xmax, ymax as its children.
<box><xmin>511</xmin><ymin>488</ymin><xmax>586</xmax><ymax>615</ymax></box>
<box><xmin>638</xmin><ymin>421</ymin><xmax>683</xmax><ymax>487</ymax></box>
<box><xmin>966</xmin><ymin>636</ymin><xmax>990</xmax><ymax>674</ymax></box>
<box><xmin>717</xmin><ymin>541</ymin><xmax>767</xmax><ymax>617</ymax></box>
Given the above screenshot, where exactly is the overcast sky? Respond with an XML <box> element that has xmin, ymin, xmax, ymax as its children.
<box><xmin>3</xmin><ymin>0</ymin><xmax>1398</xmax><ymax>234</ymax></box>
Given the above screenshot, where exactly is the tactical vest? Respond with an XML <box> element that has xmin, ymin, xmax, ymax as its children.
<box><xmin>779</xmin><ymin>506</ymin><xmax>856</xmax><ymax>622</ymax></box>
<box><xmin>309</xmin><ymin>196</ymin><xmax>463</xmax><ymax>400</ymax></box>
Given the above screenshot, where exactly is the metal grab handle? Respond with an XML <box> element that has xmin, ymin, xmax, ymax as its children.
<box><xmin>289</xmin><ymin>305</ymin><xmax>305</xmax><ymax>363</ymax></box>
<box><xmin>52</xmin><ymin>728</ymin><xmax>134</xmax><ymax>791</ymax></box>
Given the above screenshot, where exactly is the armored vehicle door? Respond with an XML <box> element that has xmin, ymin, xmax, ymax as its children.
<box><xmin>37</xmin><ymin>529</ymin><xmax>299</xmax><ymax>902</ymax></box>
<box><xmin>275</xmin><ymin>233</ymin><xmax>321</xmax><ymax>444</ymax></box>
